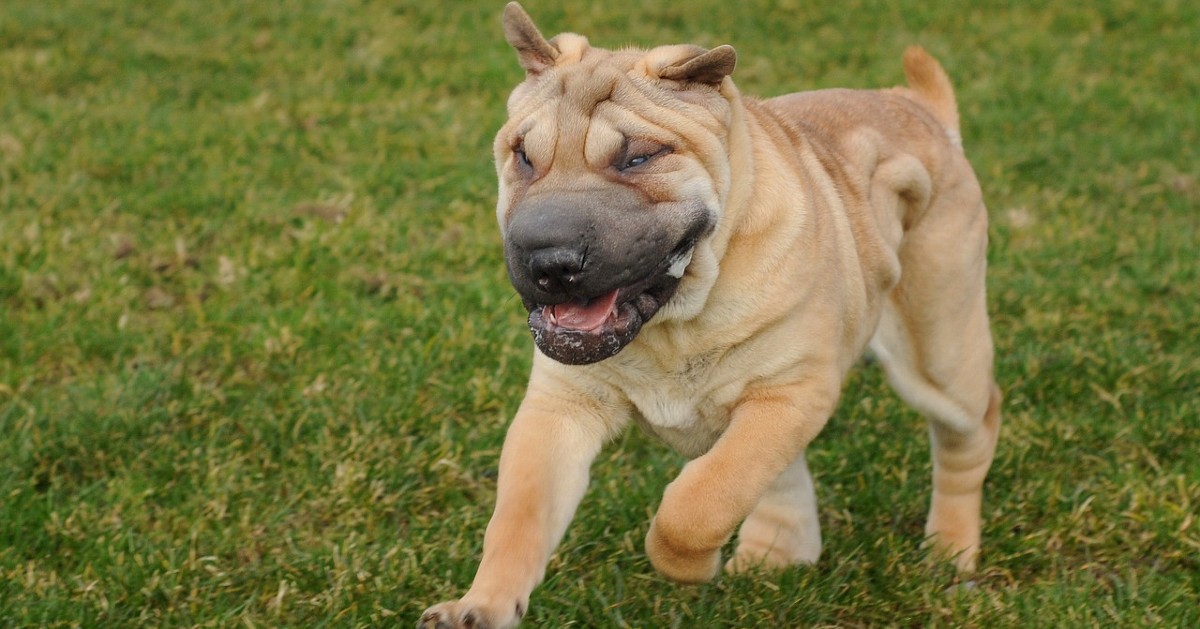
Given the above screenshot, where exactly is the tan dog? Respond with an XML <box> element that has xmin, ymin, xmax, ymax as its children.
<box><xmin>419</xmin><ymin>3</ymin><xmax>1001</xmax><ymax>627</ymax></box>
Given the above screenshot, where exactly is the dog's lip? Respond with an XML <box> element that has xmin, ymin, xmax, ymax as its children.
<box><xmin>527</xmin><ymin>292</ymin><xmax>648</xmax><ymax>365</ymax></box>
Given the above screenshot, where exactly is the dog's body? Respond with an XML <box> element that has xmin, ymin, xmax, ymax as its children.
<box><xmin>420</xmin><ymin>4</ymin><xmax>1000</xmax><ymax>628</ymax></box>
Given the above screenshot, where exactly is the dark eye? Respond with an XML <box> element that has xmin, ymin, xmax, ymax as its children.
<box><xmin>616</xmin><ymin>142</ymin><xmax>671</xmax><ymax>172</ymax></box>
<box><xmin>622</xmin><ymin>155</ymin><xmax>650</xmax><ymax>170</ymax></box>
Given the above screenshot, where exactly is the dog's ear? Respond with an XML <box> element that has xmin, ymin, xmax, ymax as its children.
<box><xmin>658</xmin><ymin>45</ymin><xmax>737</xmax><ymax>85</ymax></box>
<box><xmin>502</xmin><ymin>2</ymin><xmax>560</xmax><ymax>74</ymax></box>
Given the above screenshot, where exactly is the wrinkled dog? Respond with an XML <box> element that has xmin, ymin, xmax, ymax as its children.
<box><xmin>420</xmin><ymin>4</ymin><xmax>1001</xmax><ymax>627</ymax></box>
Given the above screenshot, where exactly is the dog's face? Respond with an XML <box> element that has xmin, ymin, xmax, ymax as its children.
<box><xmin>495</xmin><ymin>9</ymin><xmax>738</xmax><ymax>365</ymax></box>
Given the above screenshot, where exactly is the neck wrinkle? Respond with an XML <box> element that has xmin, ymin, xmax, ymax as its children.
<box><xmin>712</xmin><ymin>90</ymin><xmax>756</xmax><ymax>262</ymax></box>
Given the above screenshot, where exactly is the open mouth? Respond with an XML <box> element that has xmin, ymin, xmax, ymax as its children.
<box><xmin>545</xmin><ymin>288</ymin><xmax>621</xmax><ymax>332</ymax></box>
<box><xmin>526</xmin><ymin>248</ymin><xmax>693</xmax><ymax>365</ymax></box>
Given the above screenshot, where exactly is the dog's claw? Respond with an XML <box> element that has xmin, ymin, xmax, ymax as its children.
<box><xmin>418</xmin><ymin>602</ymin><xmax>505</xmax><ymax>629</ymax></box>
<box><xmin>416</xmin><ymin>610</ymin><xmax>452</xmax><ymax>629</ymax></box>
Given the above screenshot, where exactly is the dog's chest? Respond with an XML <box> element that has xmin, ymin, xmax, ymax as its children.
<box><xmin>611</xmin><ymin>353</ymin><xmax>739</xmax><ymax>458</ymax></box>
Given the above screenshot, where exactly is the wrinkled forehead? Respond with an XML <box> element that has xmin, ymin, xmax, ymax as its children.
<box><xmin>498</xmin><ymin>38</ymin><xmax>734</xmax><ymax>172</ymax></box>
<box><xmin>505</xmin><ymin>48</ymin><xmax>714</xmax><ymax>150</ymax></box>
<box><xmin>503</xmin><ymin>50</ymin><xmax>664</xmax><ymax>161</ymax></box>
<box><xmin>508</xmin><ymin>47</ymin><xmax>642</xmax><ymax>116</ymax></box>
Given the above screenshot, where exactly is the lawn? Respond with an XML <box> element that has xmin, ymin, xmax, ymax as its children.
<box><xmin>1</xmin><ymin>0</ymin><xmax>1197</xmax><ymax>626</ymax></box>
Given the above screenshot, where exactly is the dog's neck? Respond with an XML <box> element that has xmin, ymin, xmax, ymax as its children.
<box><xmin>713</xmin><ymin>83</ymin><xmax>757</xmax><ymax>261</ymax></box>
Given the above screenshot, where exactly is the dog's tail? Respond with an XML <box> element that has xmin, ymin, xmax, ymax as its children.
<box><xmin>901</xmin><ymin>47</ymin><xmax>961</xmax><ymax>146</ymax></box>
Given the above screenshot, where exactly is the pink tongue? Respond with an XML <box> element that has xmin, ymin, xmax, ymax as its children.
<box><xmin>550</xmin><ymin>289</ymin><xmax>620</xmax><ymax>332</ymax></box>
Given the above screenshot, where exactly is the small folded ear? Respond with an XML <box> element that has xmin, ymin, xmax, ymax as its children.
<box><xmin>659</xmin><ymin>45</ymin><xmax>737</xmax><ymax>85</ymax></box>
<box><xmin>502</xmin><ymin>2</ymin><xmax>559</xmax><ymax>74</ymax></box>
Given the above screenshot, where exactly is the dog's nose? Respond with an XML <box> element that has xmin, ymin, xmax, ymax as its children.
<box><xmin>527</xmin><ymin>246</ymin><xmax>585</xmax><ymax>294</ymax></box>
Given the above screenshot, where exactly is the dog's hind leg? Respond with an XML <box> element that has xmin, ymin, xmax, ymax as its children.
<box><xmin>725</xmin><ymin>452</ymin><xmax>822</xmax><ymax>573</ymax></box>
<box><xmin>868</xmin><ymin>172</ymin><xmax>1000</xmax><ymax>573</ymax></box>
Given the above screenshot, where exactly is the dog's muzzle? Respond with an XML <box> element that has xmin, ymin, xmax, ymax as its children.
<box><xmin>503</xmin><ymin>193</ymin><xmax>708</xmax><ymax>365</ymax></box>
<box><xmin>524</xmin><ymin>247</ymin><xmax>692</xmax><ymax>365</ymax></box>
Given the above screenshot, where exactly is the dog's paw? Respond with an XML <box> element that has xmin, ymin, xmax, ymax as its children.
<box><xmin>416</xmin><ymin>597</ymin><xmax>525</xmax><ymax>629</ymax></box>
<box><xmin>644</xmin><ymin>517</ymin><xmax>722</xmax><ymax>584</ymax></box>
<box><xmin>725</xmin><ymin>520</ymin><xmax>821</xmax><ymax>574</ymax></box>
<box><xmin>923</xmin><ymin>511</ymin><xmax>981</xmax><ymax>573</ymax></box>
<box><xmin>724</xmin><ymin>544</ymin><xmax>816</xmax><ymax>575</ymax></box>
<box><xmin>921</xmin><ymin>533</ymin><xmax>980</xmax><ymax>573</ymax></box>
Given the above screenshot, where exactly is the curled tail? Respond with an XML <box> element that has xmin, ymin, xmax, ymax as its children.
<box><xmin>901</xmin><ymin>46</ymin><xmax>961</xmax><ymax>145</ymax></box>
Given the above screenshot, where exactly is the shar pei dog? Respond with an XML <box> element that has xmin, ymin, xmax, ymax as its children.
<box><xmin>420</xmin><ymin>3</ymin><xmax>1001</xmax><ymax>627</ymax></box>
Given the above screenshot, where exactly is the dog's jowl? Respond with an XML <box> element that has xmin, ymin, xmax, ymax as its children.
<box><xmin>419</xmin><ymin>3</ymin><xmax>1001</xmax><ymax>627</ymax></box>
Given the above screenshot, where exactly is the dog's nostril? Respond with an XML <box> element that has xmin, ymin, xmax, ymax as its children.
<box><xmin>528</xmin><ymin>247</ymin><xmax>585</xmax><ymax>293</ymax></box>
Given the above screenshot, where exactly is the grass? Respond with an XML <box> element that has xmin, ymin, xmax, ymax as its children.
<box><xmin>1</xmin><ymin>0</ymin><xmax>1197</xmax><ymax>626</ymax></box>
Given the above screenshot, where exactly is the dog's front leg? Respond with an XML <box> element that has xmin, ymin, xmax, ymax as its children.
<box><xmin>418</xmin><ymin>380</ymin><xmax>622</xmax><ymax>629</ymax></box>
<box><xmin>645</xmin><ymin>376</ymin><xmax>840</xmax><ymax>583</ymax></box>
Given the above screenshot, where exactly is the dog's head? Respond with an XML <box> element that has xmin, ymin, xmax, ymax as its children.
<box><xmin>495</xmin><ymin>2</ymin><xmax>739</xmax><ymax>365</ymax></box>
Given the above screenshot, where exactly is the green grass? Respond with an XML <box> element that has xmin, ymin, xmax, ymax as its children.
<box><xmin>1</xmin><ymin>0</ymin><xmax>1197</xmax><ymax>626</ymax></box>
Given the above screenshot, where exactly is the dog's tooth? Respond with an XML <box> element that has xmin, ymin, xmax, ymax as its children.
<box><xmin>666</xmin><ymin>248</ymin><xmax>694</xmax><ymax>278</ymax></box>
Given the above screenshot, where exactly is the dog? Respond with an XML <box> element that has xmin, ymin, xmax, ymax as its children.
<box><xmin>419</xmin><ymin>3</ymin><xmax>1001</xmax><ymax>627</ymax></box>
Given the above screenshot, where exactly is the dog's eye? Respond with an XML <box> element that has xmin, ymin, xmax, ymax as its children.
<box><xmin>622</xmin><ymin>155</ymin><xmax>650</xmax><ymax>170</ymax></box>
<box><xmin>515</xmin><ymin>146</ymin><xmax>532</xmax><ymax>170</ymax></box>
<box><xmin>617</xmin><ymin>143</ymin><xmax>670</xmax><ymax>172</ymax></box>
